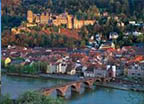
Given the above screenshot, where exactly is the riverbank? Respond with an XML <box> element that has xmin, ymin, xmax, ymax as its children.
<box><xmin>94</xmin><ymin>82</ymin><xmax>144</xmax><ymax>92</ymax></box>
<box><xmin>6</xmin><ymin>73</ymin><xmax>80</xmax><ymax>81</ymax></box>
<box><xmin>6</xmin><ymin>73</ymin><xmax>40</xmax><ymax>78</ymax></box>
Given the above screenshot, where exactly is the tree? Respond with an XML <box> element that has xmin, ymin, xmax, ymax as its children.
<box><xmin>0</xmin><ymin>91</ymin><xmax>66</xmax><ymax>104</ymax></box>
<box><xmin>17</xmin><ymin>91</ymin><xmax>66</xmax><ymax>104</ymax></box>
<box><xmin>0</xmin><ymin>95</ymin><xmax>13</xmax><ymax>104</ymax></box>
<box><xmin>80</xmin><ymin>40</ymin><xmax>86</xmax><ymax>47</ymax></box>
<box><xmin>136</xmin><ymin>34</ymin><xmax>144</xmax><ymax>43</ymax></box>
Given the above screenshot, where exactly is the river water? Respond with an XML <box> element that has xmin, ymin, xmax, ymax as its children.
<box><xmin>1</xmin><ymin>74</ymin><xmax>144</xmax><ymax>104</ymax></box>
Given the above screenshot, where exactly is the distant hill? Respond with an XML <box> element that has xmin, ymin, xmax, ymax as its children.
<box><xmin>1</xmin><ymin>0</ymin><xmax>144</xmax><ymax>16</ymax></box>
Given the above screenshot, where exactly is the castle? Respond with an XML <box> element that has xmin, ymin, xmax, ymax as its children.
<box><xmin>27</xmin><ymin>10</ymin><xmax>95</xmax><ymax>29</ymax></box>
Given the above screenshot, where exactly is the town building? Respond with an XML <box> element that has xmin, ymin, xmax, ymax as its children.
<box><xmin>125</xmin><ymin>63</ymin><xmax>144</xmax><ymax>79</ymax></box>
<box><xmin>99</xmin><ymin>41</ymin><xmax>115</xmax><ymax>49</ymax></box>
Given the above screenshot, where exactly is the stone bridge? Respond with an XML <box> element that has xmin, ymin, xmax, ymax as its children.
<box><xmin>41</xmin><ymin>77</ymin><xmax>112</xmax><ymax>97</ymax></box>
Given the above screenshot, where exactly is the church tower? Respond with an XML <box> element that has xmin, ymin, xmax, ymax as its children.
<box><xmin>27</xmin><ymin>10</ymin><xmax>33</xmax><ymax>23</ymax></box>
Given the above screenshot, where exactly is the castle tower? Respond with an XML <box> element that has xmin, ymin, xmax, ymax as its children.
<box><xmin>67</xmin><ymin>15</ymin><xmax>73</xmax><ymax>29</ymax></box>
<box><xmin>73</xmin><ymin>16</ymin><xmax>78</xmax><ymax>29</ymax></box>
<box><xmin>35</xmin><ymin>15</ymin><xmax>40</xmax><ymax>23</ymax></box>
<box><xmin>40</xmin><ymin>12</ymin><xmax>49</xmax><ymax>24</ymax></box>
<box><xmin>27</xmin><ymin>10</ymin><xmax>33</xmax><ymax>23</ymax></box>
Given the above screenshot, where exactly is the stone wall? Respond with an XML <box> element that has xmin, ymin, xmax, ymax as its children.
<box><xmin>27</xmin><ymin>10</ymin><xmax>95</xmax><ymax>29</ymax></box>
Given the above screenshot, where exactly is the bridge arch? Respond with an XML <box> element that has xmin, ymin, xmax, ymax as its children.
<box><xmin>56</xmin><ymin>85</ymin><xmax>69</xmax><ymax>97</ymax></box>
<box><xmin>95</xmin><ymin>78</ymin><xmax>102</xmax><ymax>82</ymax></box>
<box><xmin>83</xmin><ymin>79</ymin><xmax>95</xmax><ymax>88</ymax></box>
<box><xmin>43</xmin><ymin>89</ymin><xmax>54</xmax><ymax>96</ymax></box>
<box><xmin>103</xmin><ymin>78</ymin><xmax>112</xmax><ymax>83</ymax></box>
<box><xmin>71</xmin><ymin>82</ymin><xmax>81</xmax><ymax>93</ymax></box>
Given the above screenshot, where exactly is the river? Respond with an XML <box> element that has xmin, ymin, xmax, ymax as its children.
<box><xmin>1</xmin><ymin>74</ymin><xmax>144</xmax><ymax>104</ymax></box>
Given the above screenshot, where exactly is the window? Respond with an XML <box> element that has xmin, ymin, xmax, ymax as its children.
<box><xmin>137</xmin><ymin>73</ymin><xmax>141</xmax><ymax>76</ymax></box>
<box><xmin>62</xmin><ymin>64</ymin><xmax>66</xmax><ymax>66</ymax></box>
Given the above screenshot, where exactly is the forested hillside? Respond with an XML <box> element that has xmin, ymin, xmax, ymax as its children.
<box><xmin>2</xmin><ymin>0</ymin><xmax>144</xmax><ymax>16</ymax></box>
<box><xmin>2</xmin><ymin>0</ymin><xmax>144</xmax><ymax>22</ymax></box>
<box><xmin>1</xmin><ymin>0</ymin><xmax>144</xmax><ymax>48</ymax></box>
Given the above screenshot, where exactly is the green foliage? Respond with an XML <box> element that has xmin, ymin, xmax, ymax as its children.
<box><xmin>52</xmin><ymin>26</ymin><xmax>59</xmax><ymax>32</ymax></box>
<box><xmin>2</xmin><ymin>15</ymin><xmax>24</xmax><ymax>31</ymax></box>
<box><xmin>136</xmin><ymin>34</ymin><xmax>144</xmax><ymax>43</ymax></box>
<box><xmin>1</xmin><ymin>59</ymin><xmax>5</xmax><ymax>68</ymax></box>
<box><xmin>32</xmin><ymin>26</ymin><xmax>42</xmax><ymax>31</ymax></box>
<box><xmin>6</xmin><ymin>61</ymin><xmax>59</xmax><ymax>74</ymax></box>
<box><xmin>0</xmin><ymin>95</ymin><xmax>13</xmax><ymax>104</ymax></box>
<box><xmin>7</xmin><ymin>61</ymin><xmax>49</xmax><ymax>74</ymax></box>
<box><xmin>80</xmin><ymin>40</ymin><xmax>86</xmax><ymax>47</ymax></box>
<box><xmin>13</xmin><ymin>57</ymin><xmax>25</xmax><ymax>61</ymax></box>
<box><xmin>17</xmin><ymin>91</ymin><xmax>66</xmax><ymax>104</ymax></box>
<box><xmin>0</xmin><ymin>91</ymin><xmax>66</xmax><ymax>104</ymax></box>
<box><xmin>75</xmin><ymin>5</ymin><xmax>100</xmax><ymax>20</ymax></box>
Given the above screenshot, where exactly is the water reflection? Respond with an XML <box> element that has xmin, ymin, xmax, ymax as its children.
<box><xmin>67</xmin><ymin>87</ymin><xmax>144</xmax><ymax>104</ymax></box>
<box><xmin>1</xmin><ymin>74</ymin><xmax>68</xmax><ymax>98</ymax></box>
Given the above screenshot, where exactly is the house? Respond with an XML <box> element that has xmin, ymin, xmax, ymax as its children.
<box><xmin>84</xmin><ymin>64</ymin><xmax>108</xmax><ymax>78</ymax></box>
<box><xmin>109</xmin><ymin>32</ymin><xmax>119</xmax><ymax>40</ymax></box>
<box><xmin>129</xmin><ymin>21</ymin><xmax>136</xmax><ymax>25</ymax></box>
<box><xmin>83</xmin><ymin>64</ymin><xmax>95</xmax><ymax>77</ymax></box>
<box><xmin>46</xmin><ymin>63</ymin><xmax>57</xmax><ymax>74</ymax></box>
<box><xmin>95</xmin><ymin>34</ymin><xmax>102</xmax><ymax>41</ymax></box>
<box><xmin>99</xmin><ymin>41</ymin><xmax>115</xmax><ymax>49</ymax></box>
<box><xmin>116</xmin><ymin>64</ymin><xmax>124</xmax><ymax>76</ymax></box>
<box><xmin>5</xmin><ymin>57</ymin><xmax>12</xmax><ymax>67</ymax></box>
<box><xmin>94</xmin><ymin>68</ymin><xmax>108</xmax><ymax>78</ymax></box>
<box><xmin>66</xmin><ymin>63</ymin><xmax>76</xmax><ymax>75</ymax></box>
<box><xmin>117</xmin><ymin>22</ymin><xmax>125</xmax><ymax>27</ymax></box>
<box><xmin>132</xmin><ymin>31</ymin><xmax>142</xmax><ymax>36</ymax></box>
<box><xmin>103</xmin><ymin>12</ymin><xmax>108</xmax><ymax>17</ymax></box>
<box><xmin>107</xmin><ymin>65</ymin><xmax>117</xmax><ymax>78</ymax></box>
<box><xmin>126</xmin><ymin>63</ymin><xmax>144</xmax><ymax>79</ymax></box>
<box><xmin>56</xmin><ymin>60</ymin><xmax>67</xmax><ymax>74</ymax></box>
<box><xmin>75</xmin><ymin>66</ymin><xmax>83</xmax><ymax>76</ymax></box>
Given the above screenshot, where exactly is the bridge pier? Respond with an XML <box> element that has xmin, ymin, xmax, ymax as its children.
<box><xmin>103</xmin><ymin>78</ymin><xmax>111</xmax><ymax>83</ymax></box>
<box><xmin>71</xmin><ymin>82</ymin><xmax>81</xmax><ymax>93</ymax></box>
<box><xmin>95</xmin><ymin>78</ymin><xmax>102</xmax><ymax>82</ymax></box>
<box><xmin>43</xmin><ymin>89</ymin><xmax>54</xmax><ymax>96</ymax></box>
<box><xmin>56</xmin><ymin>86</ymin><xmax>69</xmax><ymax>97</ymax></box>
<box><xmin>84</xmin><ymin>79</ymin><xmax>95</xmax><ymax>88</ymax></box>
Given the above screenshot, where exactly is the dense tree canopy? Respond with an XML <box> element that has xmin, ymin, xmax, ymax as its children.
<box><xmin>0</xmin><ymin>91</ymin><xmax>66</xmax><ymax>104</ymax></box>
<box><xmin>2</xmin><ymin>0</ymin><xmax>144</xmax><ymax>17</ymax></box>
<box><xmin>2</xmin><ymin>31</ymin><xmax>80</xmax><ymax>48</ymax></box>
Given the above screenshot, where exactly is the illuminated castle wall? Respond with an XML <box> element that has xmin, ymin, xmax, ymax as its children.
<box><xmin>27</xmin><ymin>10</ymin><xmax>95</xmax><ymax>29</ymax></box>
